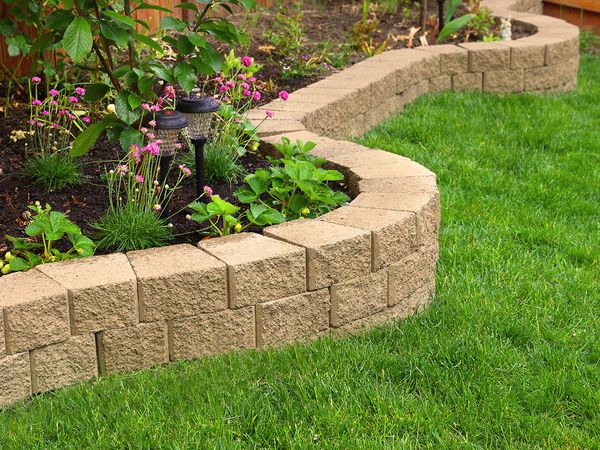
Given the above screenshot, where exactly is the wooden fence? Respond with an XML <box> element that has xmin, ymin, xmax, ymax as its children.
<box><xmin>543</xmin><ymin>0</ymin><xmax>600</xmax><ymax>34</ymax></box>
<box><xmin>0</xmin><ymin>0</ymin><xmax>278</xmax><ymax>78</ymax></box>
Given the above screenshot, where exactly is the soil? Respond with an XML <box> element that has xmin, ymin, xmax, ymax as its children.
<box><xmin>0</xmin><ymin>0</ymin><xmax>531</xmax><ymax>254</ymax></box>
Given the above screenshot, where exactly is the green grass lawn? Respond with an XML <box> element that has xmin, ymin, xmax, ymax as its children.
<box><xmin>1</xmin><ymin>56</ymin><xmax>599</xmax><ymax>449</ymax></box>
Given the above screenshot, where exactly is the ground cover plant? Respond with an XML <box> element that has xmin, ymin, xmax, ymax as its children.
<box><xmin>0</xmin><ymin>48</ymin><xmax>597</xmax><ymax>449</ymax></box>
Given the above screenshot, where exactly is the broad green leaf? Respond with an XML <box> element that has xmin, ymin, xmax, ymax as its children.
<box><xmin>176</xmin><ymin>35</ymin><xmax>194</xmax><ymax>55</ymax></box>
<box><xmin>234</xmin><ymin>188</ymin><xmax>258</xmax><ymax>203</ymax></box>
<box><xmin>175</xmin><ymin>2</ymin><xmax>199</xmax><ymax>12</ymax></box>
<box><xmin>102</xmin><ymin>10</ymin><xmax>136</xmax><ymax>29</ymax></box>
<box><xmin>63</xmin><ymin>16</ymin><xmax>92</xmax><ymax>62</ymax></box>
<box><xmin>8</xmin><ymin>257</ymin><xmax>31</xmax><ymax>272</ymax></box>
<box><xmin>70</xmin><ymin>117</ymin><xmax>112</xmax><ymax>157</ymax></box>
<box><xmin>128</xmin><ymin>92</ymin><xmax>142</xmax><ymax>110</ymax></box>
<box><xmin>115</xmin><ymin>91</ymin><xmax>141</xmax><ymax>125</ymax></box>
<box><xmin>132</xmin><ymin>31</ymin><xmax>163</xmax><ymax>53</ymax></box>
<box><xmin>5</xmin><ymin>236</ymin><xmax>43</xmax><ymax>251</ymax></box>
<box><xmin>101</xmin><ymin>22</ymin><xmax>128</xmax><ymax>47</ymax></box>
<box><xmin>160</xmin><ymin>16</ymin><xmax>186</xmax><ymax>32</ymax></box>
<box><xmin>437</xmin><ymin>14</ymin><xmax>475</xmax><ymax>42</ymax></box>
<box><xmin>119</xmin><ymin>127</ymin><xmax>143</xmax><ymax>150</ymax></box>
<box><xmin>187</xmin><ymin>32</ymin><xmax>206</xmax><ymax>48</ymax></box>
<box><xmin>45</xmin><ymin>10</ymin><xmax>74</xmax><ymax>31</ymax></box>
<box><xmin>134</xmin><ymin>2</ymin><xmax>172</xmax><ymax>13</ymax></box>
<box><xmin>174</xmin><ymin>62</ymin><xmax>196</xmax><ymax>93</ymax></box>
<box><xmin>208</xmin><ymin>195</ymin><xmax>239</xmax><ymax>216</ymax></box>
<box><xmin>83</xmin><ymin>83</ymin><xmax>111</xmax><ymax>102</ymax></box>
<box><xmin>148</xmin><ymin>64</ymin><xmax>174</xmax><ymax>83</ymax></box>
<box><xmin>68</xmin><ymin>233</ymin><xmax>95</xmax><ymax>257</ymax></box>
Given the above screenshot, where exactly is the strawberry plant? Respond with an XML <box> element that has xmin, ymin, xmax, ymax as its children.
<box><xmin>1</xmin><ymin>202</ymin><xmax>95</xmax><ymax>275</ymax></box>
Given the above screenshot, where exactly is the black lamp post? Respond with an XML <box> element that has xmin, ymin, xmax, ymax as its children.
<box><xmin>438</xmin><ymin>0</ymin><xmax>446</xmax><ymax>29</ymax></box>
<box><xmin>153</xmin><ymin>109</ymin><xmax>188</xmax><ymax>185</ymax></box>
<box><xmin>176</xmin><ymin>96</ymin><xmax>220</xmax><ymax>197</ymax></box>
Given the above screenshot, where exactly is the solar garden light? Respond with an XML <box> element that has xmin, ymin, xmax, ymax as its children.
<box><xmin>153</xmin><ymin>109</ymin><xmax>188</xmax><ymax>185</ymax></box>
<box><xmin>176</xmin><ymin>96</ymin><xmax>220</xmax><ymax>197</ymax></box>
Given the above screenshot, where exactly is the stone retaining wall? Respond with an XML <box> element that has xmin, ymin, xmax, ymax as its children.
<box><xmin>0</xmin><ymin>0</ymin><xmax>580</xmax><ymax>408</ymax></box>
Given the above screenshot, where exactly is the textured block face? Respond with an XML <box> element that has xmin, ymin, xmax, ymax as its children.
<box><xmin>429</xmin><ymin>75</ymin><xmax>452</xmax><ymax>93</ymax></box>
<box><xmin>199</xmin><ymin>233</ymin><xmax>306</xmax><ymax>308</ymax></box>
<box><xmin>265</xmin><ymin>220</ymin><xmax>371</xmax><ymax>290</ymax></box>
<box><xmin>330</xmin><ymin>270</ymin><xmax>388</xmax><ymax>327</ymax></box>
<box><xmin>545</xmin><ymin>35</ymin><xmax>579</xmax><ymax>66</ymax></box>
<box><xmin>418</xmin><ymin>45</ymin><xmax>469</xmax><ymax>75</ymax></box>
<box><xmin>460</xmin><ymin>42</ymin><xmax>510</xmax><ymax>72</ymax></box>
<box><xmin>500</xmin><ymin>39</ymin><xmax>545</xmax><ymax>69</ymax></box>
<box><xmin>388</xmin><ymin>249</ymin><xmax>437</xmax><ymax>306</ymax></box>
<box><xmin>350</xmin><ymin>192</ymin><xmax>440</xmax><ymax>248</ymax></box>
<box><xmin>127</xmin><ymin>244</ymin><xmax>227</xmax><ymax>322</ymax></box>
<box><xmin>256</xmin><ymin>290</ymin><xmax>330</xmax><ymax>347</ymax></box>
<box><xmin>170</xmin><ymin>307</ymin><xmax>255</xmax><ymax>361</ymax></box>
<box><xmin>356</xmin><ymin>176</ymin><xmax>438</xmax><ymax>196</ymax></box>
<box><xmin>0</xmin><ymin>352</ymin><xmax>31</xmax><ymax>408</ymax></box>
<box><xmin>452</xmin><ymin>72</ymin><xmax>483</xmax><ymax>91</ymax></box>
<box><xmin>402</xmin><ymin>80</ymin><xmax>430</xmax><ymax>105</ymax></box>
<box><xmin>0</xmin><ymin>309</ymin><xmax>4</xmax><ymax>356</ymax></box>
<box><xmin>38</xmin><ymin>254</ymin><xmax>138</xmax><ymax>335</ymax></box>
<box><xmin>98</xmin><ymin>322</ymin><xmax>168</xmax><ymax>374</ymax></box>
<box><xmin>319</xmin><ymin>206</ymin><xmax>417</xmax><ymax>270</ymax></box>
<box><xmin>483</xmin><ymin>70</ymin><xmax>524</xmax><ymax>93</ymax></box>
<box><xmin>0</xmin><ymin>270</ymin><xmax>69</xmax><ymax>354</ymax></box>
<box><xmin>31</xmin><ymin>334</ymin><xmax>97</xmax><ymax>394</ymax></box>
<box><xmin>524</xmin><ymin>57</ymin><xmax>578</xmax><ymax>91</ymax></box>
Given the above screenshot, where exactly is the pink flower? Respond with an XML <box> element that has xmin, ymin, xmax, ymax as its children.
<box><xmin>146</xmin><ymin>133</ymin><xmax>155</xmax><ymax>141</ymax></box>
<box><xmin>144</xmin><ymin>142</ymin><xmax>160</xmax><ymax>156</ymax></box>
<box><xmin>49</xmin><ymin>89</ymin><xmax>59</xmax><ymax>97</ymax></box>
<box><xmin>37</xmin><ymin>121</ymin><xmax>44</xmax><ymax>127</ymax></box>
<box><xmin>149</xmin><ymin>105</ymin><xmax>160</xmax><ymax>112</ymax></box>
<box><xmin>52</xmin><ymin>123</ymin><xmax>60</xmax><ymax>128</ymax></box>
<box><xmin>148</xmin><ymin>120</ymin><xmax>157</xmax><ymax>128</ymax></box>
<box><xmin>219</xmin><ymin>84</ymin><xmax>228</xmax><ymax>93</ymax></box>
<box><xmin>59</xmin><ymin>109</ymin><xmax>68</xmax><ymax>116</ymax></box>
<box><xmin>140</xmin><ymin>127</ymin><xmax>149</xmax><ymax>134</ymax></box>
<box><xmin>69</xmin><ymin>114</ymin><xmax>77</xmax><ymax>120</ymax></box>
<box><xmin>164</xmin><ymin>85</ymin><xmax>176</xmax><ymax>99</ymax></box>
<box><xmin>248</xmin><ymin>77</ymin><xmax>257</xmax><ymax>83</ymax></box>
<box><xmin>27</xmin><ymin>119</ymin><xmax>35</xmax><ymax>125</ymax></box>
<box><xmin>203</xmin><ymin>185</ymin><xmax>213</xmax><ymax>196</ymax></box>
<box><xmin>136</xmin><ymin>175</ymin><xmax>144</xmax><ymax>183</ymax></box>
<box><xmin>75</xmin><ymin>87</ymin><xmax>86</xmax><ymax>96</ymax></box>
<box><xmin>241</xmin><ymin>56</ymin><xmax>252</xmax><ymax>67</ymax></box>
<box><xmin>175</xmin><ymin>143</ymin><xmax>183</xmax><ymax>149</ymax></box>
<box><xmin>40</xmin><ymin>110</ymin><xmax>49</xmax><ymax>116</ymax></box>
<box><xmin>226</xmin><ymin>80</ymin><xmax>236</xmax><ymax>88</ymax></box>
<box><xmin>234</xmin><ymin>118</ymin><xmax>242</xmax><ymax>123</ymax></box>
<box><xmin>237</xmin><ymin>74</ymin><xmax>247</xmax><ymax>80</ymax></box>
<box><xmin>153</xmin><ymin>204</ymin><xmax>162</xmax><ymax>212</ymax></box>
<box><xmin>141</xmin><ymin>103</ymin><xmax>150</xmax><ymax>111</ymax></box>
<box><xmin>32</xmin><ymin>99</ymin><xmax>42</xmax><ymax>106</ymax></box>
<box><xmin>68</xmin><ymin>96</ymin><xmax>78</xmax><ymax>103</ymax></box>
<box><xmin>278</xmin><ymin>90</ymin><xmax>289</xmax><ymax>101</ymax></box>
<box><xmin>241</xmin><ymin>82</ymin><xmax>250</xmax><ymax>89</ymax></box>
<box><xmin>266</xmin><ymin>110</ymin><xmax>274</xmax><ymax>118</ymax></box>
<box><xmin>82</xmin><ymin>116</ymin><xmax>91</xmax><ymax>123</ymax></box>
<box><xmin>130</xmin><ymin>144</ymin><xmax>142</xmax><ymax>162</ymax></box>
<box><xmin>178</xmin><ymin>164</ymin><xmax>192</xmax><ymax>176</ymax></box>
<box><xmin>31</xmin><ymin>76</ymin><xmax>41</xmax><ymax>84</ymax></box>
<box><xmin>116</xmin><ymin>164</ymin><xmax>128</xmax><ymax>175</ymax></box>
<box><xmin>253</xmin><ymin>91</ymin><xmax>261</xmax><ymax>101</ymax></box>
<box><xmin>223</xmin><ymin>96</ymin><xmax>230</xmax><ymax>103</ymax></box>
<box><xmin>242</xmin><ymin>89</ymin><xmax>251</xmax><ymax>97</ymax></box>
<box><xmin>214</xmin><ymin>76</ymin><xmax>223</xmax><ymax>83</ymax></box>
<box><xmin>50</xmin><ymin>100</ymin><xmax>58</xmax><ymax>106</ymax></box>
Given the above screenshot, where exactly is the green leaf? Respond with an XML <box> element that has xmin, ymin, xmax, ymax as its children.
<box><xmin>45</xmin><ymin>10</ymin><xmax>74</xmax><ymax>31</ymax></box>
<box><xmin>207</xmin><ymin>196</ymin><xmax>239</xmax><ymax>216</ymax></box>
<box><xmin>83</xmin><ymin>83</ymin><xmax>111</xmax><ymax>102</ymax></box>
<box><xmin>101</xmin><ymin>22</ymin><xmax>128</xmax><ymax>47</ymax></box>
<box><xmin>234</xmin><ymin>188</ymin><xmax>258</xmax><ymax>204</ymax></box>
<box><xmin>148</xmin><ymin>64</ymin><xmax>174</xmax><ymax>83</ymax></box>
<box><xmin>174</xmin><ymin>62</ymin><xmax>196</xmax><ymax>94</ymax></box>
<box><xmin>115</xmin><ymin>91</ymin><xmax>141</xmax><ymax>125</ymax></box>
<box><xmin>176</xmin><ymin>35</ymin><xmax>195</xmax><ymax>55</ymax></box>
<box><xmin>25</xmin><ymin>211</ymin><xmax>79</xmax><ymax>241</ymax></box>
<box><xmin>132</xmin><ymin>31</ymin><xmax>163</xmax><ymax>53</ymax></box>
<box><xmin>175</xmin><ymin>2</ymin><xmax>199</xmax><ymax>12</ymax></box>
<box><xmin>137</xmin><ymin>76</ymin><xmax>155</xmax><ymax>95</ymax></box>
<box><xmin>445</xmin><ymin>0</ymin><xmax>463</xmax><ymax>20</ymax></box>
<box><xmin>119</xmin><ymin>127</ymin><xmax>143</xmax><ymax>151</ymax></box>
<box><xmin>0</xmin><ymin>18</ymin><xmax>16</xmax><ymax>36</ymax></box>
<box><xmin>437</xmin><ymin>14</ymin><xmax>475</xmax><ymax>42</ymax></box>
<box><xmin>68</xmin><ymin>233</ymin><xmax>95</xmax><ymax>257</ymax></box>
<box><xmin>160</xmin><ymin>16</ymin><xmax>186</xmax><ymax>32</ymax></box>
<box><xmin>62</xmin><ymin>16</ymin><xmax>92</xmax><ymax>62</ymax></box>
<box><xmin>70</xmin><ymin>117</ymin><xmax>112</xmax><ymax>157</ymax></box>
<box><xmin>102</xmin><ymin>10</ymin><xmax>136</xmax><ymax>29</ymax></box>
<box><xmin>198</xmin><ymin>44</ymin><xmax>222</xmax><ymax>74</ymax></box>
<box><xmin>128</xmin><ymin>92</ymin><xmax>142</xmax><ymax>110</ymax></box>
<box><xmin>134</xmin><ymin>2</ymin><xmax>171</xmax><ymax>13</ymax></box>
<box><xmin>8</xmin><ymin>257</ymin><xmax>31</xmax><ymax>272</ymax></box>
<box><xmin>5</xmin><ymin>236</ymin><xmax>43</xmax><ymax>251</ymax></box>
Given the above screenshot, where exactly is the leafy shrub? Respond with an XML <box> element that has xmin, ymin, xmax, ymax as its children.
<box><xmin>23</xmin><ymin>154</ymin><xmax>84</xmax><ymax>193</ymax></box>
<box><xmin>1</xmin><ymin>202</ymin><xmax>95</xmax><ymax>275</ymax></box>
<box><xmin>93</xmin><ymin>204</ymin><xmax>173</xmax><ymax>252</ymax></box>
<box><xmin>179</xmin><ymin>140</ymin><xmax>246</xmax><ymax>185</ymax></box>
<box><xmin>234</xmin><ymin>138</ymin><xmax>349</xmax><ymax>220</ymax></box>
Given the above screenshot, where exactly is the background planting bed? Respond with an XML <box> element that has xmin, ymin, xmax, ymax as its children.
<box><xmin>0</xmin><ymin>0</ymin><xmax>580</xmax><ymax>408</ymax></box>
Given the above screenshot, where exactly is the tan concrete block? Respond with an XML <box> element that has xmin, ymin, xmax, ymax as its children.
<box><xmin>330</xmin><ymin>270</ymin><xmax>388</xmax><ymax>327</ymax></box>
<box><xmin>356</xmin><ymin>176</ymin><xmax>438</xmax><ymax>196</ymax></box>
<box><xmin>127</xmin><ymin>244</ymin><xmax>227</xmax><ymax>322</ymax></box>
<box><xmin>524</xmin><ymin>57</ymin><xmax>578</xmax><ymax>91</ymax></box>
<box><xmin>98</xmin><ymin>321</ymin><xmax>168</xmax><ymax>374</ymax></box>
<box><xmin>452</xmin><ymin>72</ymin><xmax>483</xmax><ymax>91</ymax></box>
<box><xmin>319</xmin><ymin>206</ymin><xmax>417</xmax><ymax>270</ymax></box>
<box><xmin>0</xmin><ymin>352</ymin><xmax>31</xmax><ymax>408</ymax></box>
<box><xmin>246</xmin><ymin>109</ymin><xmax>306</xmax><ymax>122</ymax></box>
<box><xmin>418</xmin><ymin>44</ymin><xmax>469</xmax><ymax>75</ymax></box>
<box><xmin>459</xmin><ymin>42</ymin><xmax>510</xmax><ymax>72</ymax></box>
<box><xmin>303</xmin><ymin>89</ymin><xmax>372</xmax><ymax>133</ymax></box>
<box><xmin>199</xmin><ymin>233</ymin><xmax>305</xmax><ymax>308</ymax></box>
<box><xmin>0</xmin><ymin>270</ymin><xmax>69</xmax><ymax>354</ymax></box>
<box><xmin>256</xmin><ymin>289</ymin><xmax>330</xmax><ymax>348</ymax></box>
<box><xmin>389</xmin><ymin>248</ymin><xmax>437</xmax><ymax>306</ymax></box>
<box><xmin>483</xmin><ymin>69</ymin><xmax>524</xmax><ymax>93</ymax></box>
<box><xmin>333</xmin><ymin>284</ymin><xmax>434</xmax><ymax>336</ymax></box>
<box><xmin>0</xmin><ymin>309</ymin><xmax>4</xmax><ymax>356</ymax></box>
<box><xmin>497</xmin><ymin>38</ymin><xmax>546</xmax><ymax>69</ymax></box>
<box><xmin>255</xmin><ymin>119</ymin><xmax>306</xmax><ymax>137</ymax></box>
<box><xmin>30</xmin><ymin>334</ymin><xmax>97</xmax><ymax>394</ymax></box>
<box><xmin>265</xmin><ymin>220</ymin><xmax>371</xmax><ymax>290</ymax></box>
<box><xmin>429</xmin><ymin>75</ymin><xmax>452</xmax><ymax>93</ymax></box>
<box><xmin>170</xmin><ymin>307</ymin><xmax>255</xmax><ymax>361</ymax></box>
<box><xmin>401</xmin><ymin>79</ymin><xmax>430</xmax><ymax>106</ymax></box>
<box><xmin>350</xmin><ymin>192</ymin><xmax>440</xmax><ymax>248</ymax></box>
<box><xmin>395</xmin><ymin>51</ymin><xmax>441</xmax><ymax>91</ymax></box>
<box><xmin>38</xmin><ymin>253</ymin><xmax>138</xmax><ymax>335</ymax></box>
<box><xmin>545</xmin><ymin>35</ymin><xmax>579</xmax><ymax>66</ymax></box>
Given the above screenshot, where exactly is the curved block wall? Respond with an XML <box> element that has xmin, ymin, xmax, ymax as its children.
<box><xmin>0</xmin><ymin>0</ymin><xmax>580</xmax><ymax>408</ymax></box>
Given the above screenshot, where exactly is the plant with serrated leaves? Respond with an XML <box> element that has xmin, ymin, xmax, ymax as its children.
<box><xmin>234</xmin><ymin>138</ymin><xmax>349</xmax><ymax>221</ymax></box>
<box><xmin>1</xmin><ymin>202</ymin><xmax>95</xmax><ymax>276</ymax></box>
<box><xmin>1</xmin><ymin>0</ymin><xmax>256</xmax><ymax>156</ymax></box>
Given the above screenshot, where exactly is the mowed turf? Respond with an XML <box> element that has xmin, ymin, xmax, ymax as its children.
<box><xmin>0</xmin><ymin>55</ymin><xmax>598</xmax><ymax>449</ymax></box>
